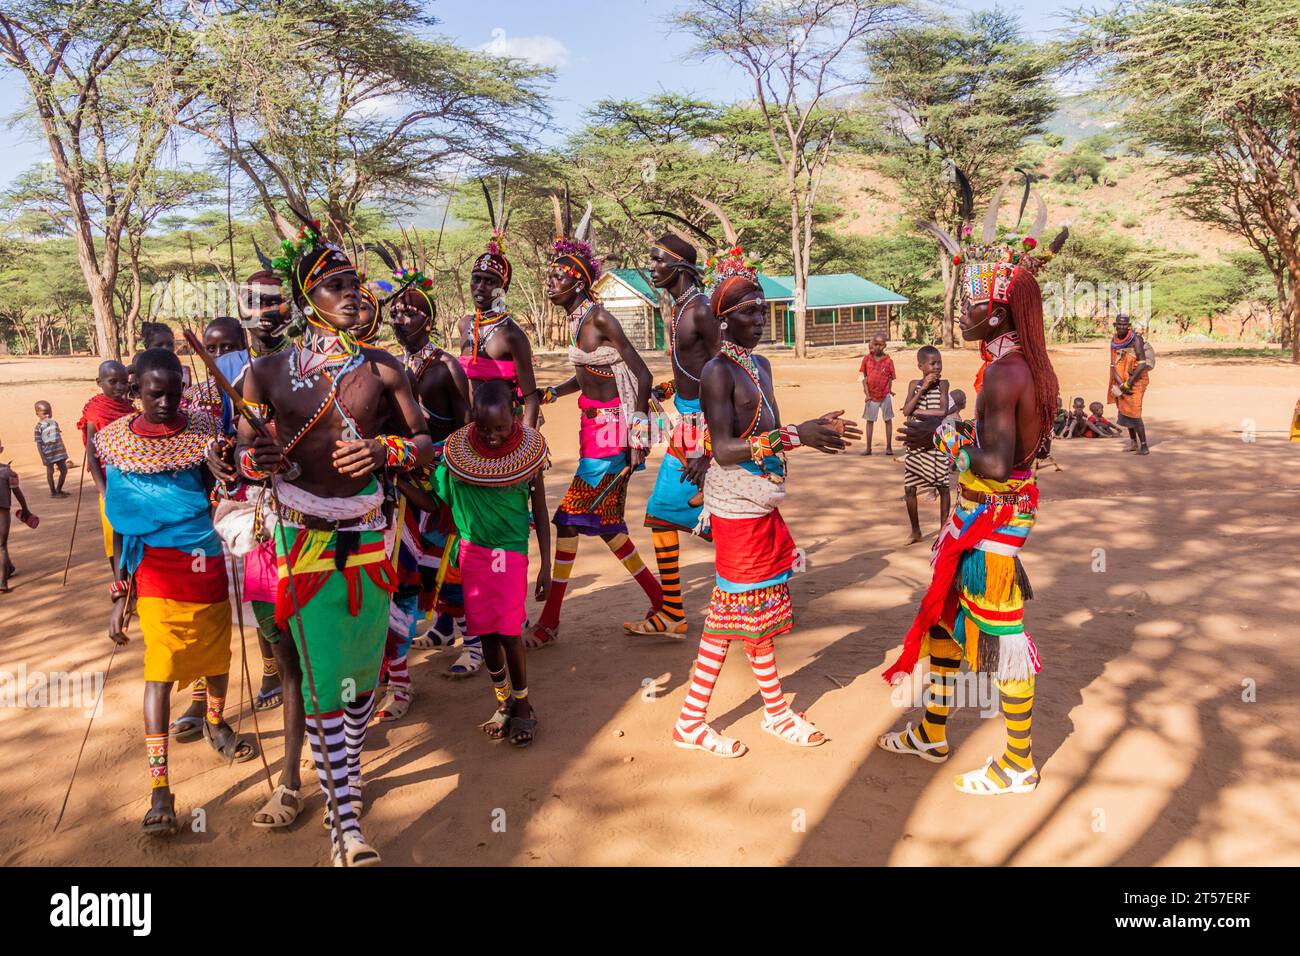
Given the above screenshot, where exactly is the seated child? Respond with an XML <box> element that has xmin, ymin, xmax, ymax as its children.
<box><xmin>1052</xmin><ymin>394</ymin><xmax>1068</xmax><ymax>437</ymax></box>
<box><xmin>1087</xmin><ymin>401</ymin><xmax>1122</xmax><ymax>437</ymax></box>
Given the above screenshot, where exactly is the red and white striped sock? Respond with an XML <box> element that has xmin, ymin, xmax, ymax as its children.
<box><xmin>745</xmin><ymin>640</ymin><xmax>791</xmax><ymax>722</ymax></box>
<box><xmin>674</xmin><ymin>635</ymin><xmax>730</xmax><ymax>739</ymax></box>
<box><xmin>386</xmin><ymin>654</ymin><xmax>411</xmax><ymax>701</ymax></box>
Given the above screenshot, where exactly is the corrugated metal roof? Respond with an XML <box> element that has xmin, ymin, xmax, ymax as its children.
<box><xmin>602</xmin><ymin>268</ymin><xmax>906</xmax><ymax>308</ymax></box>
<box><xmin>768</xmin><ymin>273</ymin><xmax>908</xmax><ymax>308</ymax></box>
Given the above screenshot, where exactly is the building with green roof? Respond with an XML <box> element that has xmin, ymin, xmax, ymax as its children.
<box><xmin>593</xmin><ymin>268</ymin><xmax>907</xmax><ymax>350</ymax></box>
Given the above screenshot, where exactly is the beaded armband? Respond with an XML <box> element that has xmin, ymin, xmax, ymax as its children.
<box><xmin>747</xmin><ymin>424</ymin><xmax>800</xmax><ymax>467</ymax></box>
<box><xmin>933</xmin><ymin>419</ymin><xmax>977</xmax><ymax>470</ymax></box>
<box><xmin>628</xmin><ymin>411</ymin><xmax>651</xmax><ymax>450</ymax></box>
<box><xmin>244</xmin><ymin>400</ymin><xmax>271</xmax><ymax>421</ymax></box>
<box><xmin>238</xmin><ymin>447</ymin><xmax>270</xmax><ymax>481</ymax></box>
<box><xmin>377</xmin><ymin>434</ymin><xmax>419</xmax><ymax>472</ymax></box>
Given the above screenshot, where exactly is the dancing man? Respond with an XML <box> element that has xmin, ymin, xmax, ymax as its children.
<box><xmin>624</xmin><ymin>229</ymin><xmax>718</xmax><ymax>638</ymax></box>
<box><xmin>878</xmin><ymin>179</ymin><xmax>1065</xmax><ymax>796</ymax></box>
<box><xmin>531</xmin><ymin>196</ymin><xmax>661</xmax><ymax>647</ymax></box>
<box><xmin>237</xmin><ymin>220</ymin><xmax>433</xmax><ymax>864</ymax></box>
<box><xmin>674</xmin><ymin>241</ymin><xmax>857</xmax><ymax>757</ymax></box>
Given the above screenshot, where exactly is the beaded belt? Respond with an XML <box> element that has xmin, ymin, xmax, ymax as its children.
<box><xmin>276</xmin><ymin>501</ymin><xmax>385</xmax><ymax>532</ymax></box>
<box><xmin>959</xmin><ymin>489</ymin><xmax>1036</xmax><ymax>512</ymax></box>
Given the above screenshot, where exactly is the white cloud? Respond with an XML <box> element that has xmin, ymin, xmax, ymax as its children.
<box><xmin>479</xmin><ymin>27</ymin><xmax>569</xmax><ymax>69</ymax></box>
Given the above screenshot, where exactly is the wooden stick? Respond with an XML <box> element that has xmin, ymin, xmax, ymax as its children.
<box><xmin>60</xmin><ymin>454</ymin><xmax>88</xmax><ymax>586</ymax></box>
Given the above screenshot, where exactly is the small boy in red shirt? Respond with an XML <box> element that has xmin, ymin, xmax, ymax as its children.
<box><xmin>859</xmin><ymin>332</ymin><xmax>896</xmax><ymax>456</ymax></box>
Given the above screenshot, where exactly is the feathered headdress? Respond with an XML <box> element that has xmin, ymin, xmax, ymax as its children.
<box><xmin>644</xmin><ymin>209</ymin><xmax>712</xmax><ymax>279</ymax></box>
<box><xmin>549</xmin><ymin>183</ymin><xmax>601</xmax><ymax>287</ymax></box>
<box><xmin>473</xmin><ymin>175</ymin><xmax>513</xmax><ymax>290</ymax></box>
<box><xmin>367</xmin><ymin>228</ymin><xmax>435</xmax><ymax>320</ymax></box>
<box><xmin>694</xmin><ymin>195</ymin><xmax>762</xmax><ymax>317</ymax></box>
<box><xmin>920</xmin><ymin>164</ymin><xmax>1068</xmax><ymax>307</ymax></box>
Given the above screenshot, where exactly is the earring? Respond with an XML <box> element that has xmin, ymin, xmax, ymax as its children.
<box><xmin>989</xmin><ymin>313</ymin><xmax>1001</xmax><ymax>327</ymax></box>
<box><xmin>304</xmin><ymin>304</ymin><xmax>314</xmax><ymax>316</ymax></box>
<box><xmin>719</xmin><ymin>320</ymin><xmax>728</xmax><ymax>330</ymax></box>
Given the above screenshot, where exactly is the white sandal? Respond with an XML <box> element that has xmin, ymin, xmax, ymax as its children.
<box><xmin>443</xmin><ymin>645</ymin><xmax>483</xmax><ymax>680</ymax></box>
<box><xmin>251</xmin><ymin>784</ymin><xmax>301</xmax><ymax>829</ymax></box>
<box><xmin>374</xmin><ymin>687</ymin><xmax>412</xmax><ymax>723</ymax></box>
<box><xmin>877</xmin><ymin>722</ymin><xmax>950</xmax><ymax>763</ymax></box>
<box><xmin>953</xmin><ymin>757</ymin><xmax>1039</xmax><ymax>795</ymax></box>
<box><xmin>761</xmin><ymin>710</ymin><xmax>827</xmax><ymax>748</ymax></box>
<box><xmin>672</xmin><ymin>722</ymin><xmax>748</xmax><ymax>759</ymax></box>
<box><xmin>331</xmin><ymin>831</ymin><xmax>381</xmax><ymax>867</ymax></box>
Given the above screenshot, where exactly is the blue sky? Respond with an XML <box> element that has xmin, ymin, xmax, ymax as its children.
<box><xmin>0</xmin><ymin>0</ymin><xmax>1087</xmax><ymax>192</ymax></box>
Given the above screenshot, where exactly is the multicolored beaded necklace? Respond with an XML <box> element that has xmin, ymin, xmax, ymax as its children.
<box><xmin>405</xmin><ymin>340</ymin><xmax>442</xmax><ymax>381</ymax></box>
<box><xmin>719</xmin><ymin>339</ymin><xmax>772</xmax><ymax>438</ymax></box>
<box><xmin>471</xmin><ymin>309</ymin><xmax>510</xmax><ymax>358</ymax></box>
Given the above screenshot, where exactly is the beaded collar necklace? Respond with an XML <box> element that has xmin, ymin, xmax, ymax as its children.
<box><xmin>719</xmin><ymin>339</ymin><xmax>771</xmax><ymax>437</ymax></box>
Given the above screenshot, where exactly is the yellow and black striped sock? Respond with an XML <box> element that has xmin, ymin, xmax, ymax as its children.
<box><xmin>651</xmin><ymin>530</ymin><xmax>685</xmax><ymax>622</ymax></box>
<box><xmin>262</xmin><ymin>654</ymin><xmax>278</xmax><ymax>678</ymax></box>
<box><xmin>917</xmin><ymin>634</ymin><xmax>961</xmax><ymax>755</ymax></box>
<box><xmin>989</xmin><ymin>677</ymin><xmax>1035</xmax><ymax>785</ymax></box>
<box><xmin>191</xmin><ymin>677</ymin><xmax>207</xmax><ymax>706</ymax></box>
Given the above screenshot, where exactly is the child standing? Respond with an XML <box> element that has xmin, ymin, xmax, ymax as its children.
<box><xmin>901</xmin><ymin>345</ymin><xmax>950</xmax><ymax>544</ymax></box>
<box><xmin>0</xmin><ymin>439</ymin><xmax>37</xmax><ymax>592</ymax></box>
<box><xmin>33</xmin><ymin>402</ymin><xmax>70</xmax><ymax>497</ymax></box>
<box><xmin>859</xmin><ymin>332</ymin><xmax>896</xmax><ymax>456</ymax></box>
<box><xmin>430</xmin><ymin>381</ymin><xmax>550</xmax><ymax>747</ymax></box>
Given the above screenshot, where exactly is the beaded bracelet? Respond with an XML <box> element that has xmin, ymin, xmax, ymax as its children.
<box><xmin>540</xmin><ymin>386</ymin><xmax>559</xmax><ymax>406</ymax></box>
<box><xmin>747</xmin><ymin>424</ymin><xmax>801</xmax><ymax>467</ymax></box>
<box><xmin>109</xmin><ymin>580</ymin><xmax>130</xmax><ymax>601</ymax></box>
<box><xmin>238</xmin><ymin>447</ymin><xmax>270</xmax><ymax>481</ymax></box>
<box><xmin>377</xmin><ymin>434</ymin><xmax>419</xmax><ymax>472</ymax></box>
<box><xmin>655</xmin><ymin>380</ymin><xmax>676</xmax><ymax>402</ymax></box>
<box><xmin>933</xmin><ymin>420</ymin><xmax>977</xmax><ymax>467</ymax></box>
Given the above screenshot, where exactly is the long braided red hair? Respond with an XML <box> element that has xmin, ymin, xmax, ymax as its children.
<box><xmin>1007</xmin><ymin>265</ymin><xmax>1058</xmax><ymax>455</ymax></box>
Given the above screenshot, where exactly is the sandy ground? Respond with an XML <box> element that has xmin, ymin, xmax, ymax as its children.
<box><xmin>0</xmin><ymin>340</ymin><xmax>1297</xmax><ymax>867</ymax></box>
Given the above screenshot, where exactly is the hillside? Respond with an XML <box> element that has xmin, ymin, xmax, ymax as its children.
<box><xmin>825</xmin><ymin>151</ymin><xmax>1246</xmax><ymax>264</ymax></box>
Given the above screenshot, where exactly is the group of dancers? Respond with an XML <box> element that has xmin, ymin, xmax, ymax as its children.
<box><xmin>86</xmin><ymin>172</ymin><xmax>1068</xmax><ymax>865</ymax></box>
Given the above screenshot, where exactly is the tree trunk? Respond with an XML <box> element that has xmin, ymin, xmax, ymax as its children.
<box><xmin>790</xmin><ymin>191</ymin><xmax>808</xmax><ymax>359</ymax></box>
<box><xmin>938</xmin><ymin>250</ymin><xmax>956</xmax><ymax>347</ymax></box>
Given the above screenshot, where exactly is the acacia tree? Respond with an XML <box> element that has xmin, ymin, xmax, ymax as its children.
<box><xmin>676</xmin><ymin>0</ymin><xmax>911</xmax><ymax>357</ymax></box>
<box><xmin>1074</xmin><ymin>0</ymin><xmax>1300</xmax><ymax>361</ymax></box>
<box><xmin>180</xmin><ymin>0</ymin><xmax>550</xmax><ymax>241</ymax></box>
<box><xmin>866</xmin><ymin>9</ymin><xmax>1057</xmax><ymax>346</ymax></box>
<box><xmin>0</xmin><ymin>0</ymin><xmax>203</xmax><ymax>358</ymax></box>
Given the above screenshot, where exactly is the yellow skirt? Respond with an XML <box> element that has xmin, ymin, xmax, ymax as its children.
<box><xmin>99</xmin><ymin>495</ymin><xmax>114</xmax><ymax>559</ymax></box>
<box><xmin>139</xmin><ymin>596</ymin><xmax>232</xmax><ymax>687</ymax></box>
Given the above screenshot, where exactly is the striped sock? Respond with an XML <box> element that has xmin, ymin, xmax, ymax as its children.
<box><xmin>650</xmin><ymin>530</ymin><xmax>684</xmax><ymax>622</ymax></box>
<box><xmin>342</xmin><ymin>691</ymin><xmax>377</xmax><ymax>786</ymax></box>
<box><xmin>205</xmin><ymin>690</ymin><xmax>224</xmax><ymax>726</ymax></box>
<box><xmin>262</xmin><ymin>655</ymin><xmax>278</xmax><ymax>678</ymax></box>
<box><xmin>917</xmin><ymin>635</ymin><xmax>961</xmax><ymax>755</ymax></box>
<box><xmin>745</xmin><ymin>640</ymin><xmax>789</xmax><ymax>722</ymax></box>
<box><xmin>675</xmin><ymin>635</ymin><xmax>729</xmax><ymax>737</ymax></box>
<box><xmin>988</xmin><ymin>677</ymin><xmax>1035</xmax><ymax>785</ymax></box>
<box><xmin>145</xmin><ymin>733</ymin><xmax>169</xmax><ymax>789</ymax></box>
<box><xmin>537</xmin><ymin>541</ymin><xmax>579</xmax><ymax>631</ymax></box>
<box><xmin>306</xmin><ymin>710</ymin><xmax>359</xmax><ymax>840</ymax></box>
<box><xmin>387</xmin><ymin>654</ymin><xmax>411</xmax><ymax>701</ymax></box>
<box><xmin>605</xmin><ymin>533</ymin><xmax>663</xmax><ymax>608</ymax></box>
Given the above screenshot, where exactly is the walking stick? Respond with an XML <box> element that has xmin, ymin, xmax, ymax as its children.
<box><xmin>60</xmin><ymin>455</ymin><xmax>88</xmax><ymax>586</ymax></box>
<box><xmin>227</xmin><ymin>551</ymin><xmax>274</xmax><ymax>791</ymax></box>
<box><xmin>52</xmin><ymin>577</ymin><xmax>134</xmax><ymax>832</ymax></box>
